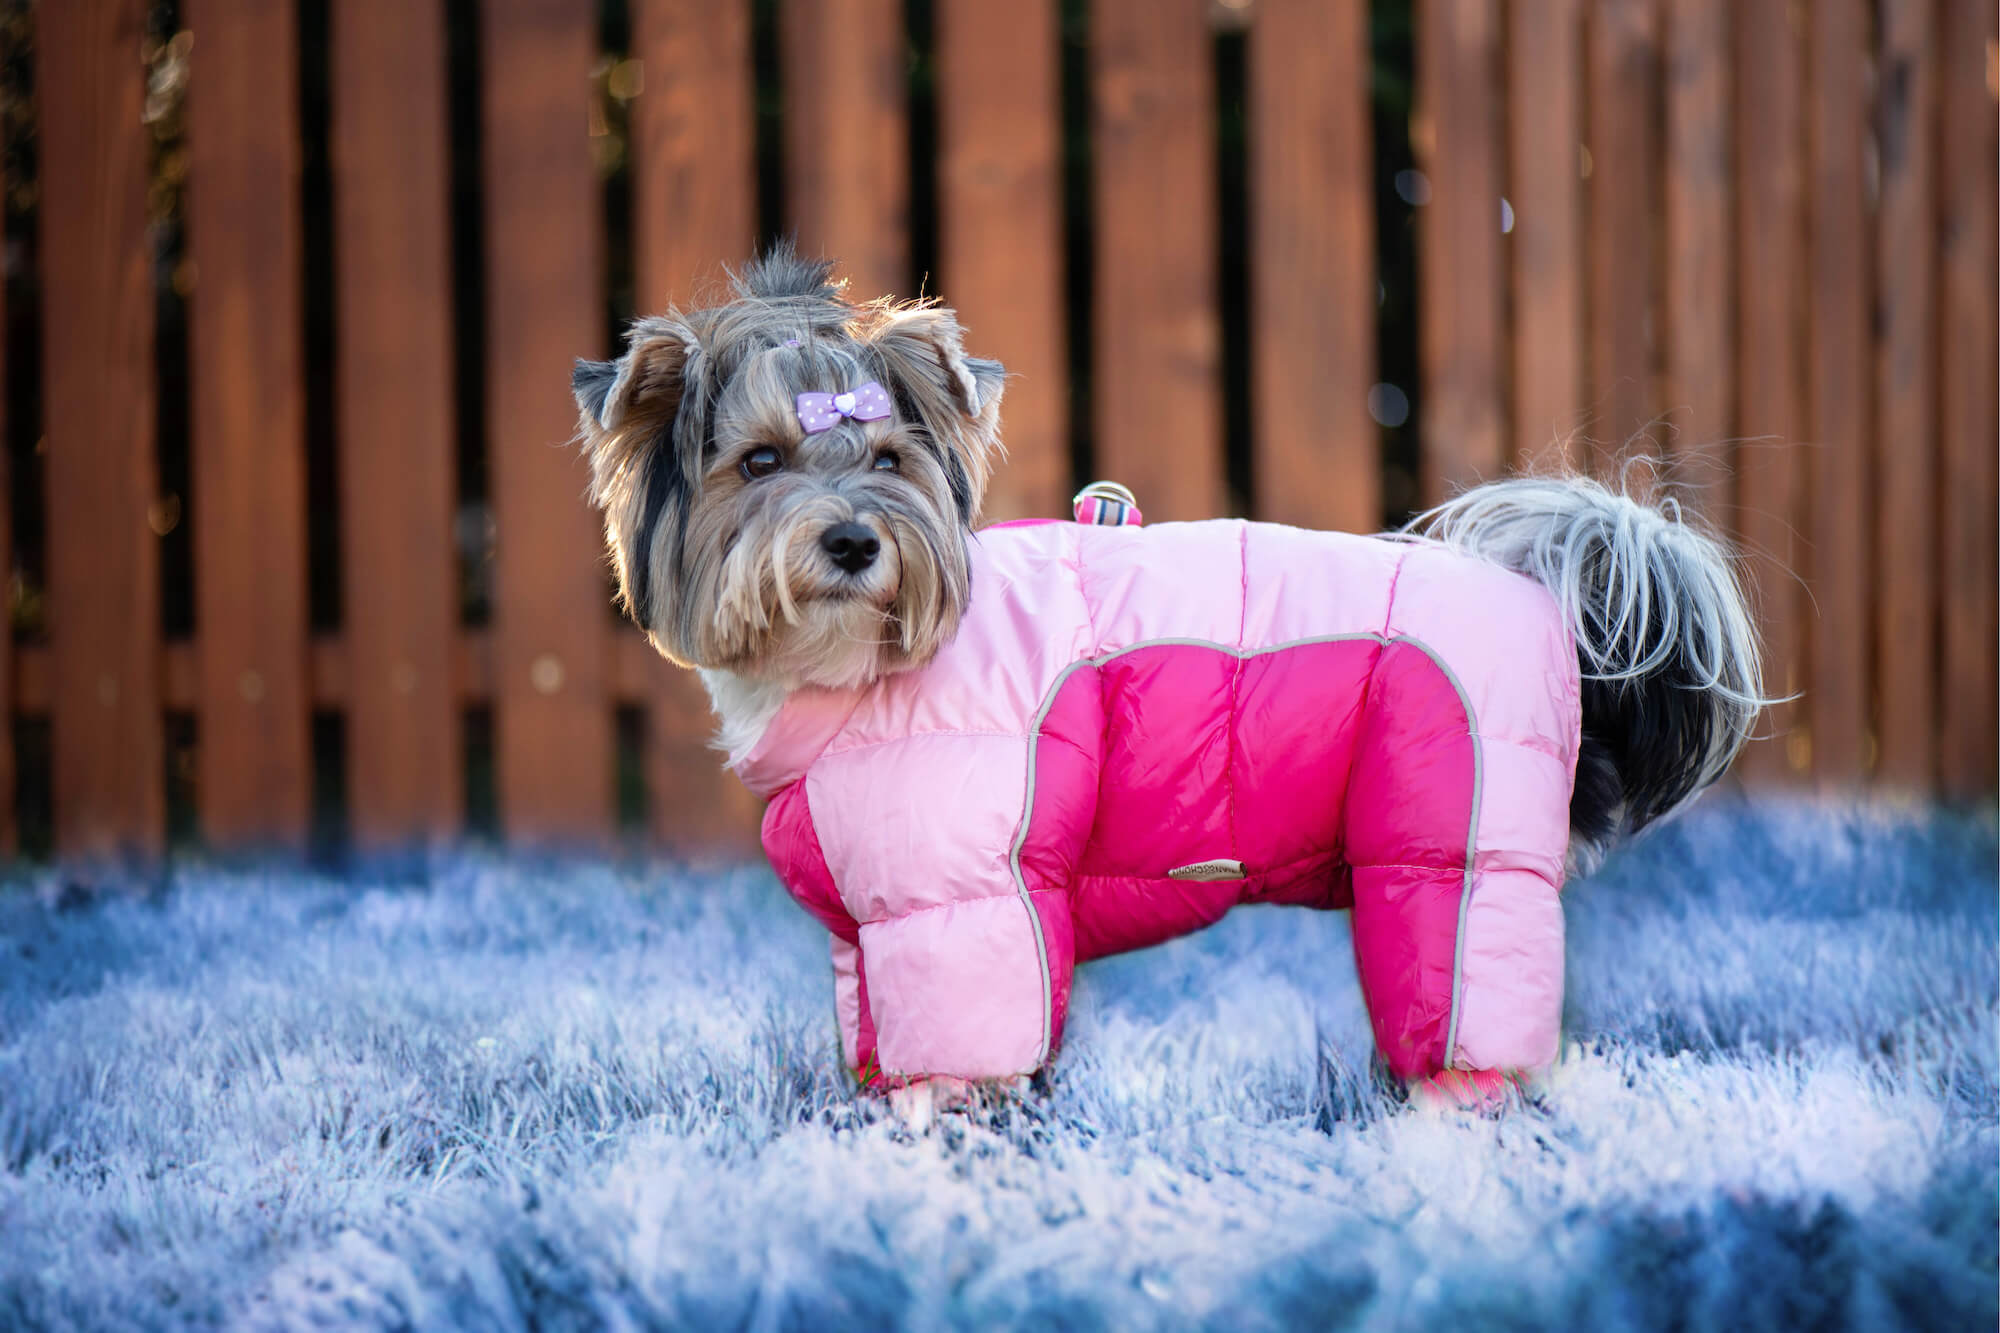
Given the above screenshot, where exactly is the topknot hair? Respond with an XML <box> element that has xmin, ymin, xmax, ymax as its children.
<box><xmin>731</xmin><ymin>240</ymin><xmax>843</xmax><ymax>303</ymax></box>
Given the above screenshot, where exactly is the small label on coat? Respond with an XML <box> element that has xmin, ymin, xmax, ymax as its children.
<box><xmin>1166</xmin><ymin>858</ymin><xmax>1247</xmax><ymax>882</ymax></box>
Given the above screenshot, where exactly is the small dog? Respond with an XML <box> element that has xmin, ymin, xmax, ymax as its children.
<box><xmin>572</xmin><ymin>246</ymin><xmax>1766</xmax><ymax>1112</ymax></box>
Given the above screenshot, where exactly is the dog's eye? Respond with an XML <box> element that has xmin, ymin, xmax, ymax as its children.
<box><xmin>740</xmin><ymin>447</ymin><xmax>783</xmax><ymax>481</ymax></box>
<box><xmin>871</xmin><ymin>451</ymin><xmax>899</xmax><ymax>472</ymax></box>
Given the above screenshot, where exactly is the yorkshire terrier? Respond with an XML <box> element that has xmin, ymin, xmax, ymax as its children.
<box><xmin>572</xmin><ymin>245</ymin><xmax>1766</xmax><ymax>1120</ymax></box>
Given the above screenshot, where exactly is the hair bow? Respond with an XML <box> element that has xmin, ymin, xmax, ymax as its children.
<box><xmin>796</xmin><ymin>382</ymin><xmax>893</xmax><ymax>434</ymax></box>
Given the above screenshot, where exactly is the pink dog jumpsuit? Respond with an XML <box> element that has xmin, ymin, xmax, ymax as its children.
<box><xmin>734</xmin><ymin>518</ymin><xmax>1580</xmax><ymax>1085</ymax></box>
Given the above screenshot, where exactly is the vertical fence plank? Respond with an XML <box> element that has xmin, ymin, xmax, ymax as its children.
<box><xmin>1872</xmin><ymin>0</ymin><xmax>1934</xmax><ymax>790</ymax></box>
<box><xmin>1733</xmin><ymin>0</ymin><xmax>1807</xmax><ymax>783</ymax></box>
<box><xmin>1662</xmin><ymin>0</ymin><xmax>1732</xmax><ymax>516</ymax></box>
<box><xmin>1507</xmin><ymin>0</ymin><xmax>1585</xmax><ymax>471</ymax></box>
<box><xmin>482</xmin><ymin>0</ymin><xmax>611</xmax><ymax>847</ymax></box>
<box><xmin>784</xmin><ymin>0</ymin><xmax>909</xmax><ymax>297</ymax></box>
<box><xmin>1093</xmin><ymin>0</ymin><xmax>1221</xmax><ymax>521</ymax></box>
<box><xmin>1251</xmin><ymin>0</ymin><xmax>1375</xmax><ymax>532</ymax></box>
<box><xmin>634</xmin><ymin>0</ymin><xmax>754</xmax><ymax>306</ymax></box>
<box><xmin>184</xmin><ymin>0</ymin><xmax>312</xmax><ymax>850</ymax></box>
<box><xmin>1418</xmin><ymin>0</ymin><xmax>1504</xmax><ymax>501</ymax></box>
<box><xmin>1805</xmin><ymin>0</ymin><xmax>1870</xmax><ymax>784</ymax></box>
<box><xmin>332</xmin><ymin>1</ymin><xmax>460</xmax><ymax>851</ymax></box>
<box><xmin>937</xmin><ymin>0</ymin><xmax>1067</xmax><ymax>523</ymax></box>
<box><xmin>1587</xmin><ymin>0</ymin><xmax>1661</xmax><ymax>470</ymax></box>
<box><xmin>1936</xmin><ymin>0</ymin><xmax>1998</xmax><ymax>795</ymax></box>
<box><xmin>39</xmin><ymin>1</ymin><xmax>163</xmax><ymax>862</ymax></box>
<box><xmin>632</xmin><ymin>0</ymin><xmax>762</xmax><ymax>856</ymax></box>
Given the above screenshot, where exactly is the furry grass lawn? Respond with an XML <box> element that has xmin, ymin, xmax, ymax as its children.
<box><xmin>0</xmin><ymin>796</ymin><xmax>1993</xmax><ymax>1331</ymax></box>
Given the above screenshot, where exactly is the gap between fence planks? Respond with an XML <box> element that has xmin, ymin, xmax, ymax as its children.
<box><xmin>936</xmin><ymin>0</ymin><xmax>1068</xmax><ymax>524</ymax></box>
<box><xmin>184</xmin><ymin>0</ymin><xmax>313</xmax><ymax>852</ymax></box>
<box><xmin>39</xmin><ymin>0</ymin><xmax>164</xmax><ymax>862</ymax></box>
<box><xmin>482</xmin><ymin>0</ymin><xmax>612</xmax><ymax>847</ymax></box>
<box><xmin>332</xmin><ymin>0</ymin><xmax>461</xmax><ymax>851</ymax></box>
<box><xmin>1092</xmin><ymin>0</ymin><xmax>1223</xmax><ymax>522</ymax></box>
<box><xmin>1250</xmin><ymin>0</ymin><xmax>1376</xmax><ymax>534</ymax></box>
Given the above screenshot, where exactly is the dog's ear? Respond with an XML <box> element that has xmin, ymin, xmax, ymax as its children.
<box><xmin>572</xmin><ymin>358</ymin><xmax>619</xmax><ymax>424</ymax></box>
<box><xmin>575</xmin><ymin>321</ymin><xmax>701</xmax><ymax>435</ymax></box>
<box><xmin>572</xmin><ymin>320</ymin><xmax>706</xmax><ymax>643</ymax></box>
<box><xmin>859</xmin><ymin>304</ymin><xmax>1006</xmax><ymax>521</ymax></box>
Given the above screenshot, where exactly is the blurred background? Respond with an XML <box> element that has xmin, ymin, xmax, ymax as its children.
<box><xmin>0</xmin><ymin>0</ymin><xmax>1991</xmax><ymax>866</ymax></box>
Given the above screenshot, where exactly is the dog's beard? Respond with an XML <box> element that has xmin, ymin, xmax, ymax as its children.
<box><xmin>682</xmin><ymin>486</ymin><xmax>965</xmax><ymax>690</ymax></box>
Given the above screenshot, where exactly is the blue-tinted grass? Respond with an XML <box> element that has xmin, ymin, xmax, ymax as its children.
<box><xmin>0</xmin><ymin>794</ymin><xmax>1992</xmax><ymax>1330</ymax></box>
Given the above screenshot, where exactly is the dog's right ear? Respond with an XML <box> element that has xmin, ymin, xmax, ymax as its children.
<box><xmin>574</xmin><ymin>321</ymin><xmax>701</xmax><ymax>435</ymax></box>
<box><xmin>572</xmin><ymin>358</ymin><xmax>619</xmax><ymax>424</ymax></box>
<box><xmin>572</xmin><ymin>322</ymin><xmax>705</xmax><ymax>645</ymax></box>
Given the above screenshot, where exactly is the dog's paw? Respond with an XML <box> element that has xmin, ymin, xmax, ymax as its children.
<box><xmin>1410</xmin><ymin>1068</ymin><xmax>1517</xmax><ymax>1114</ymax></box>
<box><xmin>885</xmin><ymin>1076</ymin><xmax>973</xmax><ymax>1132</ymax></box>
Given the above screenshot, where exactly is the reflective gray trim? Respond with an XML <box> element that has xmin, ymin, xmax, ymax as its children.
<box><xmin>1008</xmin><ymin>631</ymin><xmax>1485</xmax><ymax>1069</ymax></box>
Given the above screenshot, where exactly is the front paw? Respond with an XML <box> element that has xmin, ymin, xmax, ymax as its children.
<box><xmin>1411</xmin><ymin>1067</ymin><xmax>1517</xmax><ymax>1113</ymax></box>
<box><xmin>885</xmin><ymin>1076</ymin><xmax>973</xmax><ymax>1131</ymax></box>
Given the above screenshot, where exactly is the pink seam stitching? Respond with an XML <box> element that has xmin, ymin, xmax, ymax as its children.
<box><xmin>856</xmin><ymin>885</ymin><xmax>1063</xmax><ymax>929</ymax></box>
<box><xmin>1223</xmin><ymin>523</ymin><xmax>1249</xmax><ymax>858</ymax></box>
<box><xmin>1380</xmin><ymin>547</ymin><xmax>1411</xmax><ymax>636</ymax></box>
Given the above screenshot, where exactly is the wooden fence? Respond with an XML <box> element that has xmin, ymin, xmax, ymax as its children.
<box><xmin>1</xmin><ymin>0</ymin><xmax>1993</xmax><ymax>864</ymax></box>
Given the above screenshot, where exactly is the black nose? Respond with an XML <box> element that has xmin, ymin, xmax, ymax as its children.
<box><xmin>820</xmin><ymin>522</ymin><xmax>881</xmax><ymax>574</ymax></box>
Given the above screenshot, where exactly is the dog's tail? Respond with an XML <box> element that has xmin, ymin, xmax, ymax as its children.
<box><xmin>1407</xmin><ymin>474</ymin><xmax>1770</xmax><ymax>865</ymax></box>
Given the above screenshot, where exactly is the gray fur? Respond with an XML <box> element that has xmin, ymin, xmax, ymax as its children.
<box><xmin>1407</xmin><ymin>473</ymin><xmax>1774</xmax><ymax>841</ymax></box>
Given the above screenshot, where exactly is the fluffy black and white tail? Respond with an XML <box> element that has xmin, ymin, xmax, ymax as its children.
<box><xmin>1408</xmin><ymin>475</ymin><xmax>1769</xmax><ymax>865</ymax></box>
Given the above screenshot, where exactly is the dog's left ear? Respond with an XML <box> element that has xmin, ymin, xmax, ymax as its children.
<box><xmin>860</xmin><ymin>305</ymin><xmax>1006</xmax><ymax>520</ymax></box>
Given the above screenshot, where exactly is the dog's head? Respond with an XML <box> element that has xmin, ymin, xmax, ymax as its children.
<box><xmin>571</xmin><ymin>245</ymin><xmax>1005</xmax><ymax>689</ymax></box>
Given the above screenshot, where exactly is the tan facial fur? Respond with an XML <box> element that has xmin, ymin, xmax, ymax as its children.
<box><xmin>572</xmin><ymin>247</ymin><xmax>1006</xmax><ymax>690</ymax></box>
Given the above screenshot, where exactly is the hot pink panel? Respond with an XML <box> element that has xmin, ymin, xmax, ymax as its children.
<box><xmin>1256</xmin><ymin>856</ymin><xmax>1353</xmax><ymax>911</ymax></box>
<box><xmin>1230</xmin><ymin>641</ymin><xmax>1378</xmax><ymax>868</ymax></box>
<box><xmin>1017</xmin><ymin>667</ymin><xmax>1104</xmax><ymax>900</ymax></box>
<box><xmin>1350</xmin><ymin>864</ymin><xmax>1465</xmax><ymax>1078</ymax></box>
<box><xmin>1079</xmin><ymin>647</ymin><xmax>1237</xmax><ymax>877</ymax></box>
<box><xmin>1070</xmin><ymin>873</ymin><xmax>1243</xmax><ymax>960</ymax></box>
<box><xmin>1342</xmin><ymin>641</ymin><xmax>1478</xmax><ymax>870</ymax></box>
<box><xmin>829</xmin><ymin>937</ymin><xmax>877</xmax><ymax>1072</ymax></box>
<box><xmin>761</xmin><ymin>782</ymin><xmax>856</xmax><ymax>943</ymax></box>
<box><xmin>1342</xmin><ymin>641</ymin><xmax>1477</xmax><ymax>1079</ymax></box>
<box><xmin>1030</xmin><ymin>888</ymin><xmax>1077</xmax><ymax>1055</ymax></box>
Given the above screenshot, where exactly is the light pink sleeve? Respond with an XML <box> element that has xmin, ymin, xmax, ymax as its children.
<box><xmin>806</xmin><ymin>734</ymin><xmax>1067</xmax><ymax>1080</ymax></box>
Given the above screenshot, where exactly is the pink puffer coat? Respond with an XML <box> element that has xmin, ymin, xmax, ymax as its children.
<box><xmin>734</xmin><ymin>517</ymin><xmax>1580</xmax><ymax>1085</ymax></box>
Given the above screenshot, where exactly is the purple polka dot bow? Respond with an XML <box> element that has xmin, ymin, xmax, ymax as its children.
<box><xmin>796</xmin><ymin>381</ymin><xmax>893</xmax><ymax>434</ymax></box>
